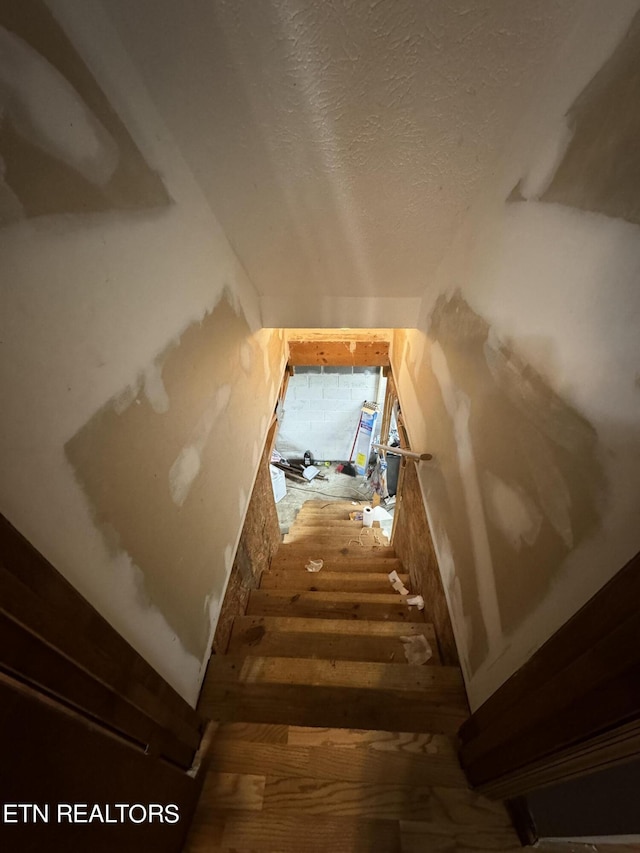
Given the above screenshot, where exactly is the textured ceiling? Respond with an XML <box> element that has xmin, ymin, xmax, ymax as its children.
<box><xmin>102</xmin><ymin>0</ymin><xmax>581</xmax><ymax>302</ymax></box>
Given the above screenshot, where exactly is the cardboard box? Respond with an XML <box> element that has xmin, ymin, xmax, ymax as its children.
<box><xmin>269</xmin><ymin>464</ymin><xmax>287</xmax><ymax>503</ymax></box>
<box><xmin>353</xmin><ymin>402</ymin><xmax>378</xmax><ymax>475</ymax></box>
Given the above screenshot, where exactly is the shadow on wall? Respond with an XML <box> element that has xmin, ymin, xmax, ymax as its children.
<box><xmin>402</xmin><ymin>294</ymin><xmax>607</xmax><ymax>677</ymax></box>
<box><xmin>0</xmin><ymin>1</ymin><xmax>170</xmax><ymax>224</ymax></box>
<box><xmin>511</xmin><ymin>9</ymin><xmax>640</xmax><ymax>224</ymax></box>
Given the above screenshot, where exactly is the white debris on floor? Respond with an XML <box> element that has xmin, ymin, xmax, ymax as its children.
<box><xmin>400</xmin><ymin>635</ymin><xmax>433</xmax><ymax>665</ymax></box>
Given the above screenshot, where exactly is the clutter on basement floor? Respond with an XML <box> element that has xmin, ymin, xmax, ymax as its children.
<box><xmin>272</xmin><ymin>457</ymin><xmax>375</xmax><ymax>534</ymax></box>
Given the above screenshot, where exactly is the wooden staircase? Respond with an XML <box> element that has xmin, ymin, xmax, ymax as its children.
<box><xmin>187</xmin><ymin>500</ymin><xmax>524</xmax><ymax>852</ymax></box>
<box><xmin>199</xmin><ymin>499</ymin><xmax>469</xmax><ymax>734</ymax></box>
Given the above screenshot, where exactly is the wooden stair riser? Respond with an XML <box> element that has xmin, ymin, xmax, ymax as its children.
<box><xmin>199</xmin><ymin>682</ymin><xmax>467</xmax><ymax>735</ymax></box>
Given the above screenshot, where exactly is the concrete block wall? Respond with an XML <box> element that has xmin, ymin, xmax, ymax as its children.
<box><xmin>277</xmin><ymin>367</ymin><xmax>383</xmax><ymax>462</ymax></box>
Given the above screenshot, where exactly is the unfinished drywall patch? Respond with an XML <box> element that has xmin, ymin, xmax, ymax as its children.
<box><xmin>142</xmin><ymin>361</ymin><xmax>170</xmax><ymax>414</ymax></box>
<box><xmin>482</xmin><ymin>472</ymin><xmax>543</xmax><ymax>552</ymax></box>
<box><xmin>429</xmin><ymin>293</ymin><xmax>606</xmax><ymax>642</ymax></box>
<box><xmin>0</xmin><ymin>1</ymin><xmax>169</xmax><ymax>223</ymax></box>
<box><xmin>65</xmin><ymin>293</ymin><xmax>276</xmax><ymax>662</ymax></box>
<box><xmin>169</xmin><ymin>383</ymin><xmax>232</xmax><ymax>507</ymax></box>
<box><xmin>430</xmin><ymin>340</ymin><xmax>502</xmax><ymax>658</ymax></box>
<box><xmin>390</xmin><ymin>2</ymin><xmax>640</xmax><ymax>707</ymax></box>
<box><xmin>394</xmin><ymin>327</ymin><xmax>490</xmax><ymax>677</ymax></box>
<box><xmin>395</xmin><ymin>292</ymin><xmax>607</xmax><ymax>678</ymax></box>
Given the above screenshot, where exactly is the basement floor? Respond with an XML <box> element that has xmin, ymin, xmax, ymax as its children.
<box><xmin>275</xmin><ymin>462</ymin><xmax>375</xmax><ymax>533</ymax></box>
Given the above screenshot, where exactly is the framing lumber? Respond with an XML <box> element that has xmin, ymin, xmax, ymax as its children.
<box><xmin>288</xmin><ymin>340</ymin><xmax>389</xmax><ymax>367</ymax></box>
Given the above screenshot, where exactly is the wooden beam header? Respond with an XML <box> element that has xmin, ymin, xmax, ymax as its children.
<box><xmin>288</xmin><ymin>340</ymin><xmax>390</xmax><ymax>367</ymax></box>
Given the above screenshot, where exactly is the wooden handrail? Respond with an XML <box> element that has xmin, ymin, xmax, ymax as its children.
<box><xmin>373</xmin><ymin>443</ymin><xmax>432</xmax><ymax>462</ymax></box>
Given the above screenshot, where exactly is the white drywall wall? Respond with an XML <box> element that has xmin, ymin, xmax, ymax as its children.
<box><xmin>0</xmin><ymin>0</ymin><xmax>285</xmax><ymax>705</ymax></box>
<box><xmin>393</xmin><ymin>0</ymin><xmax>640</xmax><ymax>709</ymax></box>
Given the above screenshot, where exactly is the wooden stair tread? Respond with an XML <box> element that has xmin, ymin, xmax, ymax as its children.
<box><xmin>229</xmin><ymin>615</ymin><xmax>440</xmax><ymax>664</ymax></box>
<box><xmin>298</xmin><ymin>500</ymin><xmax>368</xmax><ymax>509</ymax></box>
<box><xmin>282</xmin><ymin>539</ymin><xmax>391</xmax><ymax>549</ymax></box>
<box><xmin>208</xmin><ymin>738</ymin><xmax>467</xmax><ymax>787</ymax></box>
<box><xmin>231</xmin><ymin>615</ymin><xmax>436</xmax><ymax>638</ymax></box>
<box><xmin>186</xmin><ymin>811</ymin><xmax>402</xmax><ymax>853</ymax></box>
<box><xmin>227</xmin><ymin>633</ymin><xmax>423</xmax><ymax>665</ymax></box>
<box><xmin>214</xmin><ymin>722</ymin><xmax>289</xmax><ymax>744</ymax></box>
<box><xmin>271</xmin><ymin>553</ymin><xmax>402</xmax><ymax>571</ymax></box>
<box><xmin>260</xmin><ymin>569</ymin><xmax>410</xmax><ymax>594</ymax></box>
<box><xmin>275</xmin><ymin>545</ymin><xmax>396</xmax><ymax>559</ymax></box>
<box><xmin>294</xmin><ymin>507</ymin><xmax>367</xmax><ymax>515</ymax></box>
<box><xmin>186</xmin><ymin>812</ymin><xmax>520</xmax><ymax>853</ymax></box>
<box><xmin>212</xmin><ymin>722</ymin><xmax>459</xmax><ymax>756</ymax></box>
<box><xmin>284</xmin><ymin>530</ymin><xmax>389</xmax><ymax>541</ymax></box>
<box><xmin>260</xmin><ymin>775</ymin><xmax>508</xmax><ymax>823</ymax></box>
<box><xmin>290</xmin><ymin>519</ymin><xmax>364</xmax><ymax>528</ymax></box>
<box><xmin>286</xmin><ymin>727</ymin><xmax>457</xmax><ymax>755</ymax></box>
<box><xmin>247</xmin><ymin>589</ymin><xmax>424</xmax><ymax>622</ymax></box>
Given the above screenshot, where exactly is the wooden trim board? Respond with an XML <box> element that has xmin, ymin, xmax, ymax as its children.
<box><xmin>459</xmin><ymin>549</ymin><xmax>640</xmax><ymax>797</ymax></box>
